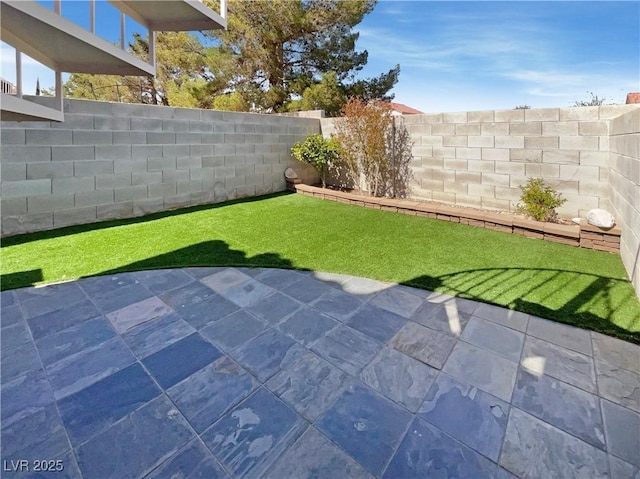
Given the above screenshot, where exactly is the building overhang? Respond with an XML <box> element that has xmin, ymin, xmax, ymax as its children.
<box><xmin>0</xmin><ymin>0</ymin><xmax>155</xmax><ymax>76</ymax></box>
<box><xmin>111</xmin><ymin>0</ymin><xmax>226</xmax><ymax>32</ymax></box>
<box><xmin>0</xmin><ymin>94</ymin><xmax>64</xmax><ymax>122</ymax></box>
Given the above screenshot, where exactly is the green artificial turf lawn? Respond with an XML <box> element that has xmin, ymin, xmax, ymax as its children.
<box><xmin>2</xmin><ymin>192</ymin><xmax>639</xmax><ymax>343</ymax></box>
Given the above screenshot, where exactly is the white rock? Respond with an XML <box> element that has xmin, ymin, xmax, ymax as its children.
<box><xmin>586</xmin><ymin>209</ymin><xmax>615</xmax><ymax>228</ymax></box>
<box><xmin>284</xmin><ymin>167</ymin><xmax>298</xmax><ymax>180</ymax></box>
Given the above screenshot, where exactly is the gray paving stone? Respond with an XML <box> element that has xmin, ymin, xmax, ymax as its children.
<box><xmin>106</xmin><ymin>296</ymin><xmax>173</xmax><ymax>334</ymax></box>
<box><xmin>184</xmin><ymin>266</ymin><xmax>226</xmax><ymax>279</ymax></box>
<box><xmin>159</xmin><ymin>281</ymin><xmax>215</xmax><ymax>309</ymax></box>
<box><xmin>347</xmin><ymin>303</ymin><xmax>407</xmax><ymax>343</ymax></box>
<box><xmin>1</xmin><ymin>290</ymin><xmax>16</xmax><ymax>308</ymax></box>
<box><xmin>312</xmin><ymin>325</ymin><xmax>382</xmax><ymax>376</ymax></box>
<box><xmin>231</xmin><ymin>329</ymin><xmax>300</xmax><ymax>382</ymax></box>
<box><xmin>78</xmin><ymin>273</ymin><xmax>136</xmax><ymax>297</ymax></box>
<box><xmin>499</xmin><ymin>408</ymin><xmax>609</xmax><ymax>479</ymax></box>
<box><xmin>596</xmin><ymin>359</ymin><xmax>640</xmax><ymax>413</ymax></box>
<box><xmin>27</xmin><ymin>298</ymin><xmax>102</xmax><ymax>340</ymax></box>
<box><xmin>384</xmin><ymin>417</ymin><xmax>515</xmax><ymax>479</ymax></box>
<box><xmin>122</xmin><ymin>312</ymin><xmax>195</xmax><ymax>359</ymax></box>
<box><xmin>593</xmin><ymin>332</ymin><xmax>640</xmax><ymax>374</ymax></box>
<box><xmin>410</xmin><ymin>301</ymin><xmax>471</xmax><ymax>337</ymax></box>
<box><xmin>1</xmin><ymin>339</ymin><xmax>41</xmax><ymax>384</ymax></box>
<box><xmin>18</xmin><ymin>282</ymin><xmax>87</xmax><ymax>319</ymax></box>
<box><xmin>175</xmin><ymin>293</ymin><xmax>239</xmax><ymax>329</ymax></box>
<box><xmin>512</xmin><ymin>368</ymin><xmax>605</xmax><ymax>449</ymax></box>
<box><xmin>255</xmin><ymin>268</ymin><xmax>305</xmax><ymax>290</ymax></box>
<box><xmin>264</xmin><ymin>426</ymin><xmax>374</xmax><ymax>479</ymax></box>
<box><xmin>277</xmin><ymin>307</ymin><xmax>339</xmax><ymax>346</ymax></box>
<box><xmin>218</xmin><ymin>279</ymin><xmax>275</xmax><ymax>307</ymax></box>
<box><xmin>521</xmin><ymin>336</ymin><xmax>596</xmax><ymax>393</ymax></box>
<box><xmin>473</xmin><ymin>303</ymin><xmax>529</xmax><ymax>332</ymax></box>
<box><xmin>282</xmin><ymin>276</ymin><xmax>332</xmax><ymax>303</ymax></box>
<box><xmin>341</xmin><ymin>277</ymin><xmax>389</xmax><ymax>297</ymax></box>
<box><xmin>601</xmin><ymin>399</ymin><xmax>640</xmax><ymax>467</ymax></box>
<box><xmin>1</xmin><ymin>321</ymin><xmax>31</xmax><ymax>352</ymax></box>
<box><xmin>390</xmin><ymin>321</ymin><xmax>456</xmax><ymax>369</ymax></box>
<box><xmin>201</xmin><ymin>310</ymin><xmax>268</xmax><ymax>351</ymax></box>
<box><xmin>75</xmin><ymin>396</ymin><xmax>194</xmax><ymax>479</ymax></box>
<box><xmin>135</xmin><ymin>269</ymin><xmax>195</xmax><ymax>294</ymax></box>
<box><xmin>360</xmin><ymin>347</ymin><xmax>438</xmax><ymax>412</ymax></box>
<box><xmin>443</xmin><ymin>341</ymin><xmax>518</xmax><ymax>402</ymax></box>
<box><xmin>318</xmin><ymin>383</ymin><xmax>412</xmax><ymax>477</ymax></box>
<box><xmin>1</xmin><ymin>369</ymin><xmax>55</xmax><ymax>428</ymax></box>
<box><xmin>527</xmin><ymin>315</ymin><xmax>593</xmax><ymax>355</ymax></box>
<box><xmin>89</xmin><ymin>283</ymin><xmax>155</xmax><ymax>314</ymax></box>
<box><xmin>1</xmin><ymin>304</ymin><xmax>22</xmax><ymax>328</ymax></box>
<box><xmin>267</xmin><ymin>348</ymin><xmax>352</xmax><ymax>421</ymax></box>
<box><xmin>167</xmin><ymin>356</ymin><xmax>258</xmax><ymax>433</ymax></box>
<box><xmin>418</xmin><ymin>373</ymin><xmax>509</xmax><ymax>461</ymax></box>
<box><xmin>200</xmin><ymin>268</ymin><xmax>253</xmax><ymax>293</ymax></box>
<box><xmin>309</xmin><ymin>271</ymin><xmax>354</xmax><ymax>288</ymax></box>
<box><xmin>145</xmin><ymin>439</ymin><xmax>230</xmax><ymax>479</ymax></box>
<box><xmin>246</xmin><ymin>292</ymin><xmax>301</xmax><ymax>325</ymax></box>
<box><xmin>461</xmin><ymin>316</ymin><xmax>525</xmax><ymax>362</ymax></box>
<box><xmin>311</xmin><ymin>288</ymin><xmax>363</xmax><ymax>321</ymax></box>
<box><xmin>370</xmin><ymin>286</ymin><xmax>424</xmax><ymax>318</ymax></box>
<box><xmin>609</xmin><ymin>454</ymin><xmax>640</xmax><ymax>479</ymax></box>
<box><xmin>45</xmin><ymin>336</ymin><xmax>135</xmax><ymax>400</ymax></box>
<box><xmin>201</xmin><ymin>388</ymin><xmax>307</xmax><ymax>479</ymax></box>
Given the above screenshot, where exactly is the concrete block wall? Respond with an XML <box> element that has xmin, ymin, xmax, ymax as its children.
<box><xmin>0</xmin><ymin>98</ymin><xmax>319</xmax><ymax>236</ymax></box>
<box><xmin>608</xmin><ymin>108</ymin><xmax>640</xmax><ymax>296</ymax></box>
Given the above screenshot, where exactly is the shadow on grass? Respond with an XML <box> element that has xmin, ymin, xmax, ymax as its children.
<box><xmin>0</xmin><ymin>192</ymin><xmax>292</xmax><ymax>247</ymax></box>
<box><xmin>0</xmin><ymin>269</ymin><xmax>43</xmax><ymax>290</ymax></box>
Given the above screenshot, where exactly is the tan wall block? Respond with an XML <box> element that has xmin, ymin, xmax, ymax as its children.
<box><xmin>432</xmin><ymin>169</ymin><xmax>456</xmax><ymax>181</ymax></box>
<box><xmin>599</xmin><ymin>136</ymin><xmax>609</xmax><ymax>152</ymax></box>
<box><xmin>421</xmin><ymin>136</ymin><xmax>444</xmax><ymax>147</ymax></box>
<box><xmin>468</xmin><ymin>136</ymin><xmax>494</xmax><ymax>148</ymax></box>
<box><xmin>559</xmin><ymin>164</ymin><xmax>600</xmax><ymax>181</ymax></box>
<box><xmin>443</xmin><ymin>112</ymin><xmax>467</xmax><ymax>123</ymax></box>
<box><xmin>579</xmin><ymin>181</ymin><xmax>609</xmax><ymax>197</ymax></box>
<box><xmin>422</xmin><ymin>113</ymin><xmax>445</xmax><ymax>123</ymax></box>
<box><xmin>468</xmin><ymin>160</ymin><xmax>495</xmax><ymax>173</ymax></box>
<box><xmin>579</xmin><ymin>121</ymin><xmax>608</xmax><ymax>136</ymax></box>
<box><xmin>542</xmin><ymin>164</ymin><xmax>560</xmax><ymax>178</ymax></box>
<box><xmin>599</xmin><ymin>104</ymin><xmax>640</xmax><ymax>121</ymax></box>
<box><xmin>542</xmin><ymin>121</ymin><xmax>579</xmax><ymax>136</ymax></box>
<box><xmin>525</xmin><ymin>164</ymin><xmax>542</xmax><ymax>177</ymax></box>
<box><xmin>410</xmin><ymin>187</ymin><xmax>434</xmax><ymax>200</ymax></box>
<box><xmin>424</xmin><ymin>158</ymin><xmax>444</xmax><ymax>168</ymax></box>
<box><xmin>482</xmin><ymin>172</ymin><xmax>510</xmax><ymax>187</ymax></box>
<box><xmin>456</xmin><ymin>171</ymin><xmax>482</xmax><ymax>183</ymax></box>
<box><xmin>495</xmin><ymin>110</ymin><xmax>524</xmax><ymax>122</ymax></box>
<box><xmin>495</xmin><ymin>186</ymin><xmax>521</xmax><ymax>201</ymax></box>
<box><xmin>546</xmin><ymin>179</ymin><xmax>579</xmax><ymax>195</ymax></box>
<box><xmin>431</xmin><ymin>123</ymin><xmax>456</xmax><ymax>136</ymax></box>
<box><xmin>525</xmin><ymin>136</ymin><xmax>559</xmax><ymax>149</ymax></box>
<box><xmin>580</xmin><ymin>151</ymin><xmax>609</xmax><ymax>167</ymax></box>
<box><xmin>456</xmin><ymin>148</ymin><xmax>482</xmax><ymax>160</ymax></box>
<box><xmin>599</xmin><ymin>167</ymin><xmax>609</xmax><ymax>182</ymax></box>
<box><xmin>468</xmin><ymin>111</ymin><xmax>495</xmax><ymax>123</ymax></box>
<box><xmin>559</xmin><ymin>107</ymin><xmax>599</xmax><ymax>121</ymax></box>
<box><xmin>455</xmin><ymin>194</ymin><xmax>483</xmax><ymax>207</ymax></box>
<box><xmin>408</xmin><ymin>125</ymin><xmax>432</xmax><ymax>136</ymax></box>
<box><xmin>524</xmin><ymin>108</ymin><xmax>560</xmax><ymax>121</ymax></box>
<box><xmin>482</xmin><ymin>197</ymin><xmax>511</xmax><ymax>210</ymax></box>
<box><xmin>455</xmin><ymin>124</ymin><xmax>481</xmax><ymax>136</ymax></box>
<box><xmin>610</xmin><ymin>108</ymin><xmax>640</xmax><ymax>135</ymax></box>
<box><xmin>421</xmin><ymin>178</ymin><xmax>444</xmax><ymax>191</ymax></box>
<box><xmin>443</xmin><ymin>136</ymin><xmax>467</xmax><ymax>147</ymax></box>
<box><xmin>542</xmin><ymin>150</ymin><xmax>579</xmax><ymax>164</ymax></box>
<box><xmin>481</xmin><ymin>123</ymin><xmax>510</xmax><ymax>136</ymax></box>
<box><xmin>510</xmin><ymin>122</ymin><xmax>542</xmax><ymax>135</ymax></box>
<box><xmin>468</xmin><ymin>183</ymin><xmax>495</xmax><ymax>197</ymax></box>
<box><xmin>432</xmin><ymin>191</ymin><xmax>456</xmax><ymax>203</ymax></box>
<box><xmin>444</xmin><ymin>181</ymin><xmax>468</xmax><ymax>194</ymax></box>
<box><xmin>495</xmin><ymin>136</ymin><xmax>524</xmax><ymax>148</ymax></box>
<box><xmin>433</xmin><ymin>146</ymin><xmax>457</xmax><ymax>158</ymax></box>
<box><xmin>413</xmin><ymin>146</ymin><xmax>434</xmax><ymax>157</ymax></box>
<box><xmin>509</xmin><ymin>175</ymin><xmax>529</xmax><ymax>188</ymax></box>
<box><xmin>610</xmin><ymin>134</ymin><xmax>640</xmax><ymax>158</ymax></box>
<box><xmin>559</xmin><ymin>136</ymin><xmax>599</xmax><ymax>151</ymax></box>
<box><xmin>495</xmin><ymin>162</ymin><xmax>525</xmax><ymax>175</ymax></box>
<box><xmin>444</xmin><ymin>158</ymin><xmax>469</xmax><ymax>170</ymax></box>
<box><xmin>481</xmin><ymin>148</ymin><xmax>510</xmax><ymax>161</ymax></box>
<box><xmin>511</xmin><ymin>149</ymin><xmax>542</xmax><ymax>163</ymax></box>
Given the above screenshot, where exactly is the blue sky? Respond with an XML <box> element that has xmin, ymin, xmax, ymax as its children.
<box><xmin>1</xmin><ymin>1</ymin><xmax>638</xmax><ymax>113</ymax></box>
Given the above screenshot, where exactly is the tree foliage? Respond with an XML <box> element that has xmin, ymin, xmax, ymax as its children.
<box><xmin>573</xmin><ymin>91</ymin><xmax>607</xmax><ymax>107</ymax></box>
<box><xmin>517</xmin><ymin>178</ymin><xmax>566</xmax><ymax>221</ymax></box>
<box><xmin>291</xmin><ymin>134</ymin><xmax>340</xmax><ymax>187</ymax></box>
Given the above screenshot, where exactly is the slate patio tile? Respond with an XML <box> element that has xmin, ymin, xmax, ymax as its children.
<box><xmin>58</xmin><ymin>363</ymin><xmax>161</xmax><ymax>446</ymax></box>
<box><xmin>184</xmin><ymin>266</ymin><xmax>226</xmax><ymax>279</ymax></box>
<box><xmin>1</xmin><ymin>321</ymin><xmax>31</xmax><ymax>352</ymax></box>
<box><xmin>27</xmin><ymin>298</ymin><xmax>101</xmax><ymax>340</ymax></box>
<box><xmin>0</xmin><ymin>404</ymin><xmax>70</xmax><ymax>464</ymax></box>
<box><xmin>311</xmin><ymin>325</ymin><xmax>382</xmax><ymax>376</ymax></box>
<box><xmin>443</xmin><ymin>341</ymin><xmax>518</xmax><ymax>402</ymax></box>
<box><xmin>122</xmin><ymin>312</ymin><xmax>195</xmax><ymax>359</ymax></box>
<box><xmin>521</xmin><ymin>336</ymin><xmax>596</xmax><ymax>393</ymax></box>
<box><xmin>266</xmin><ymin>348</ymin><xmax>352</xmax><ymax>421</ymax></box>
<box><xmin>106</xmin><ymin>296</ymin><xmax>173</xmax><ymax>334</ymax></box>
<box><xmin>200</xmin><ymin>268</ymin><xmax>253</xmax><ymax>293</ymax></box>
<box><xmin>310</xmin><ymin>288</ymin><xmax>363</xmax><ymax>322</ymax></box>
<box><xmin>254</xmin><ymin>268</ymin><xmax>305</xmax><ymax>290</ymax></box>
<box><xmin>75</xmin><ymin>396</ymin><xmax>194</xmax><ymax>479</ymax></box>
<box><xmin>230</xmin><ymin>329</ymin><xmax>301</xmax><ymax>382</ymax></box>
<box><xmin>167</xmin><ymin>356</ymin><xmax>258</xmax><ymax>433</ymax></box>
<box><xmin>511</xmin><ymin>368</ymin><xmax>605</xmax><ymax>449</ymax></box>
<box><xmin>346</xmin><ymin>303</ymin><xmax>406</xmax><ymax>343</ymax></box>
<box><xmin>159</xmin><ymin>281</ymin><xmax>215</xmax><ymax>310</ymax></box>
<box><xmin>418</xmin><ymin>373</ymin><xmax>509</xmax><ymax>461</ymax></box>
<box><xmin>384</xmin><ymin>417</ymin><xmax>515</xmax><ymax>479</ymax></box>
<box><xmin>264</xmin><ymin>426</ymin><xmax>374</xmax><ymax>479</ymax></box>
<box><xmin>595</xmin><ymin>359</ymin><xmax>640</xmax><ymax>413</ymax></box>
<box><xmin>201</xmin><ymin>310</ymin><xmax>268</xmax><ymax>351</ymax></box>
<box><xmin>592</xmin><ymin>332</ymin><xmax>640</xmax><ymax>374</ymax></box>
<box><xmin>246</xmin><ymin>292</ymin><xmax>301</xmax><ymax>325</ymax></box>
<box><xmin>317</xmin><ymin>383</ymin><xmax>412</xmax><ymax>477</ymax></box>
<box><xmin>1</xmin><ymin>304</ymin><xmax>22</xmax><ymax>328</ymax></box>
<box><xmin>1</xmin><ymin>369</ymin><xmax>55</xmax><ymax>428</ymax></box>
<box><xmin>499</xmin><ymin>408</ymin><xmax>609</xmax><ymax>479</ymax></box>
<box><xmin>176</xmin><ymin>293</ymin><xmax>239</xmax><ymax>329</ymax></box>
<box><xmin>135</xmin><ymin>269</ymin><xmax>195</xmax><ymax>295</ymax></box>
<box><xmin>45</xmin><ymin>336</ymin><xmax>136</xmax><ymax>400</ymax></box>
<box><xmin>410</xmin><ymin>301</ymin><xmax>471</xmax><ymax>337</ymax></box>
<box><xmin>340</xmin><ymin>277</ymin><xmax>389</xmax><ymax>298</ymax></box>
<box><xmin>601</xmin><ymin>399</ymin><xmax>640</xmax><ymax>467</ymax></box>
<box><xmin>472</xmin><ymin>303</ymin><xmax>529</xmax><ymax>332</ymax></box>
<box><xmin>145</xmin><ymin>439</ymin><xmax>230</xmax><ymax>479</ymax></box>
<box><xmin>277</xmin><ymin>307</ymin><xmax>339</xmax><ymax>346</ymax></box>
<box><xmin>1</xmin><ymin>289</ymin><xmax>16</xmax><ymax>307</ymax></box>
<box><xmin>77</xmin><ymin>273</ymin><xmax>136</xmax><ymax>298</ymax></box>
<box><xmin>461</xmin><ymin>316</ymin><xmax>525</xmax><ymax>362</ymax></box>
<box><xmin>360</xmin><ymin>347</ymin><xmax>438</xmax><ymax>412</ymax></box>
<box><xmin>609</xmin><ymin>454</ymin><xmax>640</xmax><ymax>479</ymax></box>
<box><xmin>527</xmin><ymin>315</ymin><xmax>593</xmax><ymax>355</ymax></box>
<box><xmin>282</xmin><ymin>276</ymin><xmax>332</xmax><ymax>303</ymax></box>
<box><xmin>437</xmin><ymin>295</ymin><xmax>481</xmax><ymax>315</ymax></box>
<box><xmin>90</xmin><ymin>283</ymin><xmax>155</xmax><ymax>314</ymax></box>
<box><xmin>390</xmin><ymin>321</ymin><xmax>456</xmax><ymax>369</ymax></box>
<box><xmin>142</xmin><ymin>333</ymin><xmax>222</xmax><ymax>389</ymax></box>
<box><xmin>1</xmin><ymin>339</ymin><xmax>41</xmax><ymax>384</ymax></box>
<box><xmin>394</xmin><ymin>283</ymin><xmax>432</xmax><ymax>299</ymax></box>
<box><xmin>370</xmin><ymin>286</ymin><xmax>424</xmax><ymax>318</ymax></box>
<box><xmin>36</xmin><ymin>317</ymin><xmax>116</xmax><ymax>367</ymax></box>
<box><xmin>18</xmin><ymin>282</ymin><xmax>87</xmax><ymax>319</ymax></box>
<box><xmin>201</xmin><ymin>388</ymin><xmax>307</xmax><ymax>479</ymax></box>
<box><xmin>309</xmin><ymin>271</ymin><xmax>354</xmax><ymax>288</ymax></box>
<box><xmin>217</xmin><ymin>279</ymin><xmax>275</xmax><ymax>307</ymax></box>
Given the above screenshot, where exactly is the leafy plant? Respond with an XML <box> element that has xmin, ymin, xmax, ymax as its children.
<box><xmin>573</xmin><ymin>91</ymin><xmax>607</xmax><ymax>107</ymax></box>
<box><xmin>291</xmin><ymin>134</ymin><xmax>340</xmax><ymax>187</ymax></box>
<box><xmin>517</xmin><ymin>178</ymin><xmax>567</xmax><ymax>221</ymax></box>
<box><xmin>514</xmin><ymin>105</ymin><xmax>531</xmax><ymax>109</ymax></box>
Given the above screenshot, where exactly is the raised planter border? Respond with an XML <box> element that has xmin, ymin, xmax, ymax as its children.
<box><xmin>292</xmin><ymin>183</ymin><xmax>621</xmax><ymax>253</ymax></box>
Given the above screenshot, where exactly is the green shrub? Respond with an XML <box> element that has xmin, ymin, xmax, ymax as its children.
<box><xmin>517</xmin><ymin>178</ymin><xmax>567</xmax><ymax>221</ymax></box>
<box><xmin>291</xmin><ymin>134</ymin><xmax>340</xmax><ymax>187</ymax></box>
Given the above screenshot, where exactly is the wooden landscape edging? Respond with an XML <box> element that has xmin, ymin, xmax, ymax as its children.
<box><xmin>292</xmin><ymin>184</ymin><xmax>621</xmax><ymax>253</ymax></box>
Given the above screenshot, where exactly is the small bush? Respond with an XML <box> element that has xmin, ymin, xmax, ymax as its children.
<box><xmin>517</xmin><ymin>178</ymin><xmax>567</xmax><ymax>221</ymax></box>
<box><xmin>291</xmin><ymin>134</ymin><xmax>340</xmax><ymax>187</ymax></box>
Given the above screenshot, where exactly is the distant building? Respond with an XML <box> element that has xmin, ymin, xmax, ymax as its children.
<box><xmin>384</xmin><ymin>101</ymin><xmax>423</xmax><ymax>116</ymax></box>
<box><xmin>1</xmin><ymin>78</ymin><xmax>17</xmax><ymax>94</ymax></box>
<box><xmin>626</xmin><ymin>92</ymin><xmax>640</xmax><ymax>104</ymax></box>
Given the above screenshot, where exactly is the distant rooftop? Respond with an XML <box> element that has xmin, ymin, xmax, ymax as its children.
<box><xmin>626</xmin><ymin>92</ymin><xmax>640</xmax><ymax>104</ymax></box>
<box><xmin>385</xmin><ymin>101</ymin><xmax>423</xmax><ymax>115</ymax></box>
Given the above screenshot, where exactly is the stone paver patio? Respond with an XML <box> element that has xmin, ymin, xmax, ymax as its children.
<box><xmin>1</xmin><ymin>267</ymin><xmax>639</xmax><ymax>478</ymax></box>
